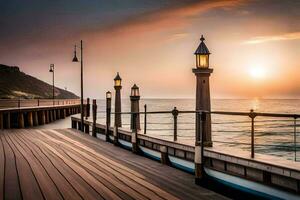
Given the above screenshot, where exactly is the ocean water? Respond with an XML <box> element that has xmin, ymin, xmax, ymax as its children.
<box><xmin>46</xmin><ymin>99</ymin><xmax>300</xmax><ymax>161</ymax></box>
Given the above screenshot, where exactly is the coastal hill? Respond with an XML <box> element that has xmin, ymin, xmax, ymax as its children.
<box><xmin>0</xmin><ymin>64</ymin><xmax>78</xmax><ymax>99</ymax></box>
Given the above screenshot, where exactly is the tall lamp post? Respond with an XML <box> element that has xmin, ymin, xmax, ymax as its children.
<box><xmin>193</xmin><ymin>35</ymin><xmax>213</xmax><ymax>147</ymax></box>
<box><xmin>72</xmin><ymin>40</ymin><xmax>84</xmax><ymax>132</ymax></box>
<box><xmin>114</xmin><ymin>72</ymin><xmax>122</xmax><ymax>127</ymax></box>
<box><xmin>49</xmin><ymin>64</ymin><xmax>55</xmax><ymax>105</ymax></box>
<box><xmin>130</xmin><ymin>84</ymin><xmax>140</xmax><ymax>130</ymax></box>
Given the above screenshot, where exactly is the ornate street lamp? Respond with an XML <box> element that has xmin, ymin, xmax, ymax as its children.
<box><xmin>130</xmin><ymin>84</ymin><xmax>140</xmax><ymax>130</ymax></box>
<box><xmin>72</xmin><ymin>40</ymin><xmax>84</xmax><ymax>132</ymax></box>
<box><xmin>192</xmin><ymin>35</ymin><xmax>213</xmax><ymax>147</ymax></box>
<box><xmin>193</xmin><ymin>34</ymin><xmax>214</xmax><ymax>184</ymax></box>
<box><xmin>49</xmin><ymin>64</ymin><xmax>55</xmax><ymax>105</ymax></box>
<box><xmin>114</xmin><ymin>72</ymin><xmax>122</xmax><ymax>127</ymax></box>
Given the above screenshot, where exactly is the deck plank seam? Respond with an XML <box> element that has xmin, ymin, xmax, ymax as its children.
<box><xmin>5</xmin><ymin>130</ymin><xmax>62</xmax><ymax>200</ymax></box>
<box><xmin>4</xmin><ymin>131</ymin><xmax>44</xmax><ymax>200</ymax></box>
<box><xmin>2</xmin><ymin>132</ymin><xmax>23</xmax><ymax>199</ymax></box>
<box><xmin>37</xmin><ymin>131</ymin><xmax>153</xmax><ymax>200</ymax></box>
<box><xmin>19</xmin><ymin>130</ymin><xmax>104</xmax><ymax>200</ymax></box>
<box><xmin>5</xmin><ymin>133</ymin><xmax>45</xmax><ymax>199</ymax></box>
<box><xmin>38</xmin><ymin>140</ymin><xmax>121</xmax><ymax>200</ymax></box>
<box><xmin>60</xmin><ymin>130</ymin><xmax>221</xmax><ymax>198</ymax></box>
<box><xmin>47</xmin><ymin>129</ymin><xmax>147</xmax><ymax>179</ymax></box>
<box><xmin>15</xmin><ymin>130</ymin><xmax>84</xmax><ymax>200</ymax></box>
<box><xmin>13</xmin><ymin>129</ymin><xmax>82</xmax><ymax>200</ymax></box>
<box><xmin>27</xmin><ymin>130</ymin><xmax>116</xmax><ymax>200</ymax></box>
<box><xmin>58</xmin><ymin>147</ymin><xmax>147</xmax><ymax>200</ymax></box>
<box><xmin>61</xmin><ymin>129</ymin><xmax>202</xmax><ymax>191</ymax></box>
<box><xmin>43</xmin><ymin>130</ymin><xmax>180</xmax><ymax>200</ymax></box>
<box><xmin>1</xmin><ymin>131</ymin><xmax>23</xmax><ymax>200</ymax></box>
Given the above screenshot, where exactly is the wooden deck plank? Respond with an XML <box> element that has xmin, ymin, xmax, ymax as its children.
<box><xmin>0</xmin><ymin>132</ymin><xmax>22</xmax><ymax>200</ymax></box>
<box><xmin>0</xmin><ymin>129</ymin><xmax>227</xmax><ymax>200</ymax></box>
<box><xmin>60</xmin><ymin>129</ymin><xmax>220</xmax><ymax>199</ymax></box>
<box><xmin>38</xmin><ymin>140</ymin><xmax>121</xmax><ymax>200</ymax></box>
<box><xmin>41</xmin><ymin>129</ymin><xmax>180</xmax><ymax>200</ymax></box>
<box><xmin>0</xmin><ymin>132</ymin><xmax>5</xmax><ymax>200</ymax></box>
<box><xmin>46</xmin><ymin>140</ymin><xmax>158</xmax><ymax>200</ymax></box>
<box><xmin>9</xmin><ymin>130</ymin><xmax>82</xmax><ymax>200</ymax></box>
<box><xmin>50</xmin><ymin>144</ymin><xmax>145</xmax><ymax>200</ymax></box>
<box><xmin>3</xmin><ymin>131</ymin><xmax>63</xmax><ymax>200</ymax></box>
<box><xmin>22</xmin><ymin>130</ymin><xmax>118</xmax><ymax>200</ymax></box>
<box><xmin>4</xmin><ymin>131</ymin><xmax>44</xmax><ymax>200</ymax></box>
<box><xmin>30</xmin><ymin>129</ymin><xmax>144</xmax><ymax>200</ymax></box>
<box><xmin>18</xmin><ymin>130</ymin><xmax>103</xmax><ymax>200</ymax></box>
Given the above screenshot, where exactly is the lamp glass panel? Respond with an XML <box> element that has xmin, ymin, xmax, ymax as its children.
<box><xmin>115</xmin><ymin>80</ymin><xmax>121</xmax><ymax>87</ymax></box>
<box><xmin>135</xmin><ymin>89</ymin><xmax>139</xmax><ymax>96</ymax></box>
<box><xmin>199</xmin><ymin>55</ymin><xmax>209</xmax><ymax>68</ymax></box>
<box><xmin>106</xmin><ymin>92</ymin><xmax>112</xmax><ymax>99</ymax></box>
<box><xmin>131</xmin><ymin>88</ymin><xmax>139</xmax><ymax>96</ymax></box>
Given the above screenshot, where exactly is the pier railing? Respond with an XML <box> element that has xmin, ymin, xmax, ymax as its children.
<box><xmin>108</xmin><ymin>108</ymin><xmax>299</xmax><ymax>161</ymax></box>
<box><xmin>0</xmin><ymin>98</ymin><xmax>81</xmax><ymax>108</ymax></box>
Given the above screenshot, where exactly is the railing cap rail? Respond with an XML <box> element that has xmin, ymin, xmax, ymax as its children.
<box><xmin>111</xmin><ymin>110</ymin><xmax>300</xmax><ymax>118</ymax></box>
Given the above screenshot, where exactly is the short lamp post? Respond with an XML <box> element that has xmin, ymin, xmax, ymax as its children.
<box><xmin>114</xmin><ymin>72</ymin><xmax>122</xmax><ymax>127</ymax></box>
<box><xmin>106</xmin><ymin>91</ymin><xmax>112</xmax><ymax>141</ymax></box>
<box><xmin>130</xmin><ymin>84</ymin><xmax>140</xmax><ymax>131</ymax></box>
<box><xmin>193</xmin><ymin>35</ymin><xmax>213</xmax><ymax>147</ymax></box>
<box><xmin>72</xmin><ymin>40</ymin><xmax>84</xmax><ymax>132</ymax></box>
<box><xmin>49</xmin><ymin>64</ymin><xmax>55</xmax><ymax>105</ymax></box>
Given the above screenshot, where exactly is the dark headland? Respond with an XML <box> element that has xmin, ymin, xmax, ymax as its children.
<box><xmin>0</xmin><ymin>64</ymin><xmax>78</xmax><ymax>99</ymax></box>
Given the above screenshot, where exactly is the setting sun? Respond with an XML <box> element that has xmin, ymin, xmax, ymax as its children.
<box><xmin>249</xmin><ymin>67</ymin><xmax>266</xmax><ymax>79</ymax></box>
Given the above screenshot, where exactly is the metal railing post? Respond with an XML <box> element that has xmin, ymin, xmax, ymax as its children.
<box><xmin>172</xmin><ymin>107</ymin><xmax>178</xmax><ymax>142</ymax></box>
<box><xmin>144</xmin><ymin>104</ymin><xmax>147</xmax><ymax>134</ymax></box>
<box><xmin>250</xmin><ymin>109</ymin><xmax>256</xmax><ymax>158</ymax></box>
<box><xmin>294</xmin><ymin>117</ymin><xmax>297</xmax><ymax>162</ymax></box>
<box><xmin>92</xmin><ymin>99</ymin><xmax>97</xmax><ymax>137</ymax></box>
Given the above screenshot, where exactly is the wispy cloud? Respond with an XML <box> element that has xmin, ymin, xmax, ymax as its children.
<box><xmin>94</xmin><ymin>0</ymin><xmax>245</xmax><ymax>35</ymax></box>
<box><xmin>165</xmin><ymin>33</ymin><xmax>189</xmax><ymax>42</ymax></box>
<box><xmin>243</xmin><ymin>32</ymin><xmax>300</xmax><ymax>44</ymax></box>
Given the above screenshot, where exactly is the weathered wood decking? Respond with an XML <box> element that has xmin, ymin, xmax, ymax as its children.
<box><xmin>0</xmin><ymin>129</ymin><xmax>227</xmax><ymax>200</ymax></box>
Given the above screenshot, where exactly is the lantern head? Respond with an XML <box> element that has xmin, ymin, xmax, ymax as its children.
<box><xmin>131</xmin><ymin>84</ymin><xmax>140</xmax><ymax>97</ymax></box>
<box><xmin>49</xmin><ymin>64</ymin><xmax>54</xmax><ymax>72</ymax></box>
<box><xmin>194</xmin><ymin>35</ymin><xmax>210</xmax><ymax>68</ymax></box>
<box><xmin>106</xmin><ymin>91</ymin><xmax>112</xmax><ymax>99</ymax></box>
<box><xmin>72</xmin><ymin>45</ymin><xmax>79</xmax><ymax>62</ymax></box>
<box><xmin>114</xmin><ymin>72</ymin><xmax>122</xmax><ymax>87</ymax></box>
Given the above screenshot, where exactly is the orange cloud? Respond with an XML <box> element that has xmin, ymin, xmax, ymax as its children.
<box><xmin>89</xmin><ymin>0</ymin><xmax>245</xmax><ymax>37</ymax></box>
<box><xmin>243</xmin><ymin>31</ymin><xmax>300</xmax><ymax>44</ymax></box>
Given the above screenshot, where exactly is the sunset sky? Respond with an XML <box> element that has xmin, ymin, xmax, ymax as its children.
<box><xmin>1</xmin><ymin>0</ymin><xmax>300</xmax><ymax>99</ymax></box>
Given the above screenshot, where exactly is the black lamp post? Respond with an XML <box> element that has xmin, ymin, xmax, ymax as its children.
<box><xmin>114</xmin><ymin>72</ymin><xmax>122</xmax><ymax>127</ymax></box>
<box><xmin>49</xmin><ymin>64</ymin><xmax>55</xmax><ymax>105</ymax></box>
<box><xmin>130</xmin><ymin>84</ymin><xmax>140</xmax><ymax>130</ymax></box>
<box><xmin>72</xmin><ymin>40</ymin><xmax>84</xmax><ymax>132</ymax></box>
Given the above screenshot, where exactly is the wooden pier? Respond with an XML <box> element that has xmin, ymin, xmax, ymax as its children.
<box><xmin>0</xmin><ymin>99</ymin><xmax>83</xmax><ymax>129</ymax></box>
<box><xmin>0</xmin><ymin>128</ymin><xmax>226</xmax><ymax>200</ymax></box>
